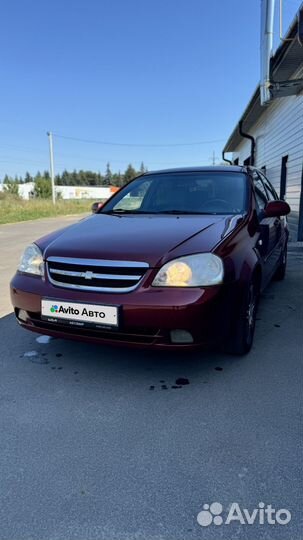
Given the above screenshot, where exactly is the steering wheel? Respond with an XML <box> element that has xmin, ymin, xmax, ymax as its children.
<box><xmin>200</xmin><ymin>198</ymin><xmax>230</xmax><ymax>212</ymax></box>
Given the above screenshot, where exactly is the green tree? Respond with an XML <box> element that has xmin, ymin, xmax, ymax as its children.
<box><xmin>34</xmin><ymin>171</ymin><xmax>43</xmax><ymax>185</ymax></box>
<box><xmin>139</xmin><ymin>162</ymin><xmax>146</xmax><ymax>174</ymax></box>
<box><xmin>104</xmin><ymin>162</ymin><xmax>112</xmax><ymax>185</ymax></box>
<box><xmin>24</xmin><ymin>172</ymin><xmax>33</xmax><ymax>183</ymax></box>
<box><xmin>124</xmin><ymin>164</ymin><xmax>137</xmax><ymax>184</ymax></box>
<box><xmin>3</xmin><ymin>177</ymin><xmax>19</xmax><ymax>196</ymax></box>
<box><xmin>112</xmin><ymin>170</ymin><xmax>123</xmax><ymax>187</ymax></box>
<box><xmin>34</xmin><ymin>177</ymin><xmax>52</xmax><ymax>198</ymax></box>
<box><xmin>3</xmin><ymin>175</ymin><xmax>12</xmax><ymax>184</ymax></box>
<box><xmin>61</xmin><ymin>170</ymin><xmax>70</xmax><ymax>185</ymax></box>
<box><xmin>71</xmin><ymin>170</ymin><xmax>79</xmax><ymax>185</ymax></box>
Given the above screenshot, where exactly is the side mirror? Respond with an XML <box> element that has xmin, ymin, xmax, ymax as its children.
<box><xmin>264</xmin><ymin>200</ymin><xmax>291</xmax><ymax>218</ymax></box>
<box><xmin>91</xmin><ymin>201</ymin><xmax>103</xmax><ymax>214</ymax></box>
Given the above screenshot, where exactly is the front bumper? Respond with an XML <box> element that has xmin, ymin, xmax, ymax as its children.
<box><xmin>10</xmin><ymin>272</ymin><xmax>236</xmax><ymax>349</ymax></box>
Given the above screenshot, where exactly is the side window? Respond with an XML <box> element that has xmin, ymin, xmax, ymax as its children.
<box><xmin>252</xmin><ymin>172</ymin><xmax>268</xmax><ymax>210</ymax></box>
<box><xmin>113</xmin><ymin>180</ymin><xmax>152</xmax><ymax>211</ymax></box>
<box><xmin>258</xmin><ymin>171</ymin><xmax>278</xmax><ymax>201</ymax></box>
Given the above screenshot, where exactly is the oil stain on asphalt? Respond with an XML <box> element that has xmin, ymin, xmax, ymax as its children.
<box><xmin>22</xmin><ymin>350</ymin><xmax>84</xmax><ymax>382</ymax></box>
<box><xmin>175</xmin><ymin>377</ymin><xmax>190</xmax><ymax>386</ymax></box>
<box><xmin>148</xmin><ymin>370</ymin><xmax>224</xmax><ymax>391</ymax></box>
<box><xmin>149</xmin><ymin>377</ymin><xmax>190</xmax><ymax>390</ymax></box>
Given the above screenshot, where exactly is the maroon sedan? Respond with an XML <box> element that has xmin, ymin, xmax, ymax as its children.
<box><xmin>10</xmin><ymin>166</ymin><xmax>290</xmax><ymax>355</ymax></box>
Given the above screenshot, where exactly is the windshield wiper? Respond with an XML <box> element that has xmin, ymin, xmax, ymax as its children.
<box><xmin>102</xmin><ymin>209</ymin><xmax>157</xmax><ymax>214</ymax></box>
<box><xmin>158</xmin><ymin>210</ymin><xmax>217</xmax><ymax>215</ymax></box>
<box><xmin>103</xmin><ymin>209</ymin><xmax>218</xmax><ymax>215</ymax></box>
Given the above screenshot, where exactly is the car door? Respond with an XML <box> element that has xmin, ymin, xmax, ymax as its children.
<box><xmin>252</xmin><ymin>171</ymin><xmax>282</xmax><ymax>282</ymax></box>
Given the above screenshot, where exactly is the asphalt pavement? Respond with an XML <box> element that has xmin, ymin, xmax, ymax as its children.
<box><xmin>0</xmin><ymin>218</ymin><xmax>302</xmax><ymax>540</ymax></box>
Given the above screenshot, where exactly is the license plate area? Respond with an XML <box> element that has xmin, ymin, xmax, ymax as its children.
<box><xmin>41</xmin><ymin>299</ymin><xmax>119</xmax><ymax>329</ymax></box>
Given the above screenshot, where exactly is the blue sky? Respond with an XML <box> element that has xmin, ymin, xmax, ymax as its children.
<box><xmin>0</xmin><ymin>0</ymin><xmax>299</xmax><ymax>179</ymax></box>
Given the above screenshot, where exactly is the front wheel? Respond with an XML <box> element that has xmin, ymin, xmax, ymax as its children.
<box><xmin>225</xmin><ymin>280</ymin><xmax>259</xmax><ymax>356</ymax></box>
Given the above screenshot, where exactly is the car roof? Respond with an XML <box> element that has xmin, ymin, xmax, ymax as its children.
<box><xmin>143</xmin><ymin>165</ymin><xmax>247</xmax><ymax>175</ymax></box>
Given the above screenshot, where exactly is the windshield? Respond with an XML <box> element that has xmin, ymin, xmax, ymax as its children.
<box><xmin>101</xmin><ymin>172</ymin><xmax>248</xmax><ymax>215</ymax></box>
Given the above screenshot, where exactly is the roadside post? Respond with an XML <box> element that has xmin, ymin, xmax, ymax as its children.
<box><xmin>47</xmin><ymin>131</ymin><xmax>56</xmax><ymax>205</ymax></box>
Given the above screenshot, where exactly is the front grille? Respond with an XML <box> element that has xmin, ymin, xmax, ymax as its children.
<box><xmin>47</xmin><ymin>256</ymin><xmax>149</xmax><ymax>292</ymax></box>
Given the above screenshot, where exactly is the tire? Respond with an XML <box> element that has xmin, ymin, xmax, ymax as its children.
<box><xmin>225</xmin><ymin>280</ymin><xmax>259</xmax><ymax>356</ymax></box>
<box><xmin>273</xmin><ymin>247</ymin><xmax>287</xmax><ymax>281</ymax></box>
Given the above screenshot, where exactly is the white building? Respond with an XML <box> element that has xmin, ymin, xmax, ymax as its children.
<box><xmin>18</xmin><ymin>182</ymin><xmax>35</xmax><ymax>199</ymax></box>
<box><xmin>0</xmin><ymin>182</ymin><xmax>35</xmax><ymax>200</ymax></box>
<box><xmin>54</xmin><ymin>185</ymin><xmax>114</xmax><ymax>200</ymax></box>
<box><xmin>223</xmin><ymin>7</ymin><xmax>303</xmax><ymax>241</ymax></box>
<box><xmin>0</xmin><ymin>182</ymin><xmax>115</xmax><ymax>201</ymax></box>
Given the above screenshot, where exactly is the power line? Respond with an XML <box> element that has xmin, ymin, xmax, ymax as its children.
<box><xmin>54</xmin><ymin>153</ymin><xmax>210</xmax><ymax>166</ymax></box>
<box><xmin>0</xmin><ymin>143</ymin><xmax>47</xmax><ymax>154</ymax></box>
<box><xmin>0</xmin><ymin>146</ymin><xmax>210</xmax><ymax>166</ymax></box>
<box><xmin>53</xmin><ymin>133</ymin><xmax>225</xmax><ymax>148</ymax></box>
<box><xmin>0</xmin><ymin>158</ymin><xmax>48</xmax><ymax>165</ymax></box>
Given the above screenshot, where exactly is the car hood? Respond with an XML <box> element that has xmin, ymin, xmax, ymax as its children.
<box><xmin>40</xmin><ymin>213</ymin><xmax>242</xmax><ymax>267</ymax></box>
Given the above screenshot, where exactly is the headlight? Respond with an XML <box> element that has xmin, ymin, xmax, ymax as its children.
<box><xmin>18</xmin><ymin>244</ymin><xmax>44</xmax><ymax>276</ymax></box>
<box><xmin>152</xmin><ymin>253</ymin><xmax>224</xmax><ymax>287</ymax></box>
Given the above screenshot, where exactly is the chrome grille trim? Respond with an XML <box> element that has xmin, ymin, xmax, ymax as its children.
<box><xmin>46</xmin><ymin>256</ymin><xmax>149</xmax><ymax>293</ymax></box>
<box><xmin>49</xmin><ymin>268</ymin><xmax>142</xmax><ymax>281</ymax></box>
<box><xmin>47</xmin><ymin>256</ymin><xmax>149</xmax><ymax>269</ymax></box>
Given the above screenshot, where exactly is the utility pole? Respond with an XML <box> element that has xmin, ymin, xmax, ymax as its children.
<box><xmin>47</xmin><ymin>131</ymin><xmax>56</xmax><ymax>204</ymax></box>
<box><xmin>210</xmin><ymin>150</ymin><xmax>218</xmax><ymax>166</ymax></box>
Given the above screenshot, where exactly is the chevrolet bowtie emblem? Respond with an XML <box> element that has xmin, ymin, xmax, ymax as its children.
<box><xmin>83</xmin><ymin>271</ymin><xmax>93</xmax><ymax>280</ymax></box>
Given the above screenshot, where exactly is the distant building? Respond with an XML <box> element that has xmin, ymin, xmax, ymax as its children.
<box><xmin>0</xmin><ymin>182</ymin><xmax>35</xmax><ymax>200</ymax></box>
<box><xmin>54</xmin><ymin>185</ymin><xmax>118</xmax><ymax>200</ymax></box>
<box><xmin>18</xmin><ymin>182</ymin><xmax>35</xmax><ymax>199</ymax></box>
<box><xmin>0</xmin><ymin>183</ymin><xmax>118</xmax><ymax>201</ymax></box>
<box><xmin>223</xmin><ymin>9</ymin><xmax>303</xmax><ymax>241</ymax></box>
